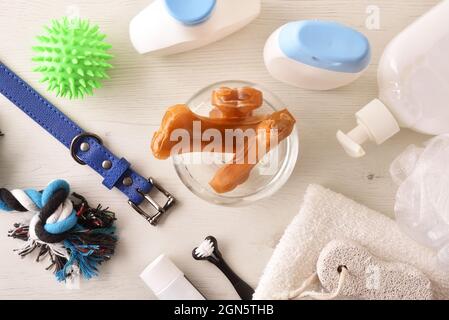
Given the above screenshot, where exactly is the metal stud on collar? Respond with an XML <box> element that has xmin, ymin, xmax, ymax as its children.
<box><xmin>70</xmin><ymin>132</ymin><xmax>103</xmax><ymax>165</ymax></box>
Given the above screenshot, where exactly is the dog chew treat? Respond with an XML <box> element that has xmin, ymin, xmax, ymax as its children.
<box><xmin>152</xmin><ymin>86</ymin><xmax>296</xmax><ymax>194</ymax></box>
<box><xmin>210</xmin><ymin>87</ymin><xmax>263</xmax><ymax>119</ymax></box>
<box><xmin>209</xmin><ymin>109</ymin><xmax>296</xmax><ymax>194</ymax></box>
<box><xmin>151</xmin><ymin>104</ymin><xmax>268</xmax><ymax>160</ymax></box>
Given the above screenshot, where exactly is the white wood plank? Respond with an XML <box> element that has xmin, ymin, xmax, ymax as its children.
<box><xmin>0</xmin><ymin>0</ymin><xmax>439</xmax><ymax>299</ymax></box>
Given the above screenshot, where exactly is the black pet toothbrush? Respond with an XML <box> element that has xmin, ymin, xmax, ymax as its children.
<box><xmin>193</xmin><ymin>236</ymin><xmax>254</xmax><ymax>300</ymax></box>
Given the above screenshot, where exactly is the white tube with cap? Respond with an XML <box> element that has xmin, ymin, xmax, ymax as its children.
<box><xmin>140</xmin><ymin>254</ymin><xmax>205</xmax><ymax>300</ymax></box>
<box><xmin>129</xmin><ymin>0</ymin><xmax>261</xmax><ymax>56</ymax></box>
<box><xmin>337</xmin><ymin>0</ymin><xmax>449</xmax><ymax>158</ymax></box>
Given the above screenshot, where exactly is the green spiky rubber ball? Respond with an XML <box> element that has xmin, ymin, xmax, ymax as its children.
<box><xmin>32</xmin><ymin>17</ymin><xmax>113</xmax><ymax>99</ymax></box>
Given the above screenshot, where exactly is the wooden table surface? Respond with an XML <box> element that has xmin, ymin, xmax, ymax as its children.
<box><xmin>0</xmin><ymin>0</ymin><xmax>439</xmax><ymax>299</ymax></box>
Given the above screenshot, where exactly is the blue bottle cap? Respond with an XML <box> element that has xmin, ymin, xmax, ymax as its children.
<box><xmin>279</xmin><ymin>20</ymin><xmax>371</xmax><ymax>73</ymax></box>
<box><xmin>165</xmin><ymin>0</ymin><xmax>217</xmax><ymax>26</ymax></box>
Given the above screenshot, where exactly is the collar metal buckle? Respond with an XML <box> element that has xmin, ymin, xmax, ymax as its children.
<box><xmin>128</xmin><ymin>178</ymin><xmax>176</xmax><ymax>226</ymax></box>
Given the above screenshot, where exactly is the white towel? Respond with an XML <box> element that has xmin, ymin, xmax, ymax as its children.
<box><xmin>254</xmin><ymin>184</ymin><xmax>449</xmax><ymax>300</ymax></box>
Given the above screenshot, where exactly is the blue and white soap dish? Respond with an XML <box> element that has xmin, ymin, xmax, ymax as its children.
<box><xmin>264</xmin><ymin>20</ymin><xmax>371</xmax><ymax>90</ymax></box>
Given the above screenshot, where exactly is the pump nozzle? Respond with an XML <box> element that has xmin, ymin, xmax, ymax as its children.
<box><xmin>337</xmin><ymin>99</ymin><xmax>400</xmax><ymax>158</ymax></box>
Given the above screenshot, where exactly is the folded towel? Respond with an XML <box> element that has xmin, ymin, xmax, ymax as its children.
<box><xmin>254</xmin><ymin>184</ymin><xmax>449</xmax><ymax>300</ymax></box>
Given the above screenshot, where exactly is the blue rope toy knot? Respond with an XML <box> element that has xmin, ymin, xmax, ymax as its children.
<box><xmin>0</xmin><ymin>180</ymin><xmax>117</xmax><ymax>281</ymax></box>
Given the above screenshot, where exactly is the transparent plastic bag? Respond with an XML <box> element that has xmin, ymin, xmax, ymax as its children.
<box><xmin>391</xmin><ymin>135</ymin><xmax>449</xmax><ymax>266</ymax></box>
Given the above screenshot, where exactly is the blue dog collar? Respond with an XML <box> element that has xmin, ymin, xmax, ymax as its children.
<box><xmin>0</xmin><ymin>62</ymin><xmax>175</xmax><ymax>226</ymax></box>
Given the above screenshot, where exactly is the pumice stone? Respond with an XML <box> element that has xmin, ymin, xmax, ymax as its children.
<box><xmin>264</xmin><ymin>20</ymin><xmax>371</xmax><ymax>90</ymax></box>
<box><xmin>317</xmin><ymin>240</ymin><xmax>433</xmax><ymax>300</ymax></box>
<box><xmin>129</xmin><ymin>0</ymin><xmax>261</xmax><ymax>55</ymax></box>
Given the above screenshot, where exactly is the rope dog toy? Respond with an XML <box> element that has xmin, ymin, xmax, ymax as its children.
<box><xmin>0</xmin><ymin>180</ymin><xmax>117</xmax><ymax>281</ymax></box>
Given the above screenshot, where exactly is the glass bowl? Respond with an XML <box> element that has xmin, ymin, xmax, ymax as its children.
<box><xmin>172</xmin><ymin>80</ymin><xmax>299</xmax><ymax>206</ymax></box>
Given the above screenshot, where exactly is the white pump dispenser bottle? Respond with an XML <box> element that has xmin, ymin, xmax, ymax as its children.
<box><xmin>337</xmin><ymin>0</ymin><xmax>449</xmax><ymax>158</ymax></box>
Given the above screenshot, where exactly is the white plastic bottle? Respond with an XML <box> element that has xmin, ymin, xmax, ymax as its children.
<box><xmin>337</xmin><ymin>0</ymin><xmax>449</xmax><ymax>158</ymax></box>
<box><xmin>129</xmin><ymin>0</ymin><xmax>261</xmax><ymax>55</ymax></box>
<box><xmin>140</xmin><ymin>255</ymin><xmax>205</xmax><ymax>300</ymax></box>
